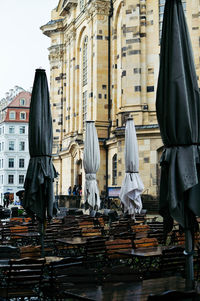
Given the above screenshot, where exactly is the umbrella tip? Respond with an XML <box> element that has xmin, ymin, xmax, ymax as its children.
<box><xmin>36</xmin><ymin>67</ymin><xmax>46</xmax><ymax>72</ymax></box>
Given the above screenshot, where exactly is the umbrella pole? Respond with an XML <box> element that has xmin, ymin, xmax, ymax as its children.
<box><xmin>184</xmin><ymin>209</ymin><xmax>194</xmax><ymax>291</ymax></box>
<box><xmin>185</xmin><ymin>228</ymin><xmax>194</xmax><ymax>290</ymax></box>
<box><xmin>40</xmin><ymin>222</ymin><xmax>45</xmax><ymax>258</ymax></box>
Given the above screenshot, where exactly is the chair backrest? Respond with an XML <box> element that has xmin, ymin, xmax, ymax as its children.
<box><xmin>20</xmin><ymin>245</ymin><xmax>41</xmax><ymax>258</ymax></box>
<box><xmin>82</xmin><ymin>227</ymin><xmax>101</xmax><ymax>237</ymax></box>
<box><xmin>160</xmin><ymin>246</ymin><xmax>185</xmax><ymax>276</ymax></box>
<box><xmin>131</xmin><ymin>225</ymin><xmax>150</xmax><ymax>238</ymax></box>
<box><xmin>0</xmin><ymin>245</ymin><xmax>20</xmax><ymax>259</ymax></box>
<box><xmin>105</xmin><ymin>238</ymin><xmax>132</xmax><ymax>259</ymax></box>
<box><xmin>86</xmin><ymin>236</ymin><xmax>107</xmax><ymax>258</ymax></box>
<box><xmin>6</xmin><ymin>257</ymin><xmax>45</xmax><ymax>295</ymax></box>
<box><xmin>147</xmin><ymin>290</ymin><xmax>198</xmax><ymax>300</ymax></box>
<box><xmin>10</xmin><ymin>225</ymin><xmax>28</xmax><ymax>239</ymax></box>
<box><xmin>134</xmin><ymin>237</ymin><xmax>159</xmax><ymax>249</ymax></box>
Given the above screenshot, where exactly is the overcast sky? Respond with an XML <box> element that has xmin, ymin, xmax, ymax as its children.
<box><xmin>0</xmin><ymin>0</ymin><xmax>58</xmax><ymax>99</ymax></box>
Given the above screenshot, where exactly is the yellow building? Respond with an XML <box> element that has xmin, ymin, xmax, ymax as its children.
<box><xmin>41</xmin><ymin>0</ymin><xmax>200</xmax><ymax>205</ymax></box>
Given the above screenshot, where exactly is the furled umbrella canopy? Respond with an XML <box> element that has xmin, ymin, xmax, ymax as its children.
<box><xmin>22</xmin><ymin>69</ymin><xmax>57</xmax><ymax>222</ymax></box>
<box><xmin>83</xmin><ymin>121</ymin><xmax>100</xmax><ymax>208</ymax></box>
<box><xmin>156</xmin><ymin>0</ymin><xmax>200</xmax><ymax>288</ymax></box>
<box><xmin>119</xmin><ymin>118</ymin><xmax>144</xmax><ymax>217</ymax></box>
<box><xmin>156</xmin><ymin>0</ymin><xmax>200</xmax><ymax>229</ymax></box>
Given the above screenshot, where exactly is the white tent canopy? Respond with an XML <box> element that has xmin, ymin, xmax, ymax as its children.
<box><xmin>119</xmin><ymin>118</ymin><xmax>144</xmax><ymax>217</ymax></box>
<box><xmin>83</xmin><ymin>121</ymin><xmax>100</xmax><ymax>208</ymax></box>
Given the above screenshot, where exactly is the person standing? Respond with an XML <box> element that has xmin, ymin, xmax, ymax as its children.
<box><xmin>68</xmin><ymin>186</ymin><xmax>72</xmax><ymax>195</ymax></box>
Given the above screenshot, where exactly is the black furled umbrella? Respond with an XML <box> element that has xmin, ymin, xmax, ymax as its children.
<box><xmin>22</xmin><ymin>69</ymin><xmax>57</xmax><ymax>256</ymax></box>
<box><xmin>156</xmin><ymin>0</ymin><xmax>200</xmax><ymax>289</ymax></box>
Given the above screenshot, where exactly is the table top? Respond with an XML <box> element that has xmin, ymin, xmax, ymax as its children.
<box><xmin>0</xmin><ymin>259</ymin><xmax>9</xmax><ymax>267</ymax></box>
<box><xmin>45</xmin><ymin>256</ymin><xmax>64</xmax><ymax>264</ymax></box>
<box><xmin>16</xmin><ymin>232</ymin><xmax>40</xmax><ymax>237</ymax></box>
<box><xmin>56</xmin><ymin>237</ymin><xmax>87</xmax><ymax>245</ymax></box>
<box><xmin>117</xmin><ymin>246</ymin><xmax>166</xmax><ymax>257</ymax></box>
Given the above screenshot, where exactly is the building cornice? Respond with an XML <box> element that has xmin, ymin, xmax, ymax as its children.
<box><xmin>40</xmin><ymin>19</ymin><xmax>64</xmax><ymax>37</ymax></box>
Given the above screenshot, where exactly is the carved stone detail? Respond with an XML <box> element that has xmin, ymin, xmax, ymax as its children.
<box><xmin>49</xmin><ymin>45</ymin><xmax>65</xmax><ymax>62</ymax></box>
<box><xmin>87</xmin><ymin>0</ymin><xmax>110</xmax><ymax>17</ymax></box>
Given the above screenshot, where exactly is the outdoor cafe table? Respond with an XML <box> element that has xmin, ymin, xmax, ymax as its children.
<box><xmin>16</xmin><ymin>232</ymin><xmax>41</xmax><ymax>245</ymax></box>
<box><xmin>116</xmin><ymin>246</ymin><xmax>167</xmax><ymax>275</ymax></box>
<box><xmin>55</xmin><ymin>237</ymin><xmax>88</xmax><ymax>256</ymax></box>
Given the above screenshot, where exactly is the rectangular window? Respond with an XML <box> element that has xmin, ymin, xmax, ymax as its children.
<box><xmin>83</xmin><ymin>37</ymin><xmax>88</xmax><ymax>86</ymax></box>
<box><xmin>8</xmin><ymin>175</ymin><xmax>14</xmax><ymax>184</ymax></box>
<box><xmin>9</xmin><ymin>111</ymin><xmax>16</xmax><ymax>120</ymax></box>
<box><xmin>19</xmin><ymin>158</ymin><xmax>25</xmax><ymax>168</ymax></box>
<box><xmin>9</xmin><ymin>141</ymin><xmax>15</xmax><ymax>151</ymax></box>
<box><xmin>19</xmin><ymin>141</ymin><xmax>25</xmax><ymax>151</ymax></box>
<box><xmin>8</xmin><ymin>158</ymin><xmax>14</xmax><ymax>168</ymax></box>
<box><xmin>9</xmin><ymin>126</ymin><xmax>15</xmax><ymax>134</ymax></box>
<box><xmin>80</xmin><ymin>0</ymin><xmax>84</xmax><ymax>11</ymax></box>
<box><xmin>135</xmin><ymin>86</ymin><xmax>141</xmax><ymax>92</ymax></box>
<box><xmin>147</xmin><ymin>86</ymin><xmax>154</xmax><ymax>92</ymax></box>
<box><xmin>19</xmin><ymin>126</ymin><xmax>25</xmax><ymax>134</ymax></box>
<box><xmin>19</xmin><ymin>175</ymin><xmax>24</xmax><ymax>185</ymax></box>
<box><xmin>20</xmin><ymin>98</ymin><xmax>26</xmax><ymax>106</ymax></box>
<box><xmin>112</xmin><ymin>154</ymin><xmax>117</xmax><ymax>185</ymax></box>
<box><xmin>20</xmin><ymin>112</ymin><xmax>26</xmax><ymax>120</ymax></box>
<box><xmin>83</xmin><ymin>91</ymin><xmax>87</xmax><ymax>128</ymax></box>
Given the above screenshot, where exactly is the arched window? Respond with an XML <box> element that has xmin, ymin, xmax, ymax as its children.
<box><xmin>112</xmin><ymin>154</ymin><xmax>117</xmax><ymax>185</ymax></box>
<box><xmin>83</xmin><ymin>36</ymin><xmax>88</xmax><ymax>86</ymax></box>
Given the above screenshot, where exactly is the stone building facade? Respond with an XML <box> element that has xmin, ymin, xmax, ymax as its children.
<box><xmin>0</xmin><ymin>91</ymin><xmax>31</xmax><ymax>204</ymax></box>
<box><xmin>41</xmin><ymin>0</ymin><xmax>200</xmax><ymax>202</ymax></box>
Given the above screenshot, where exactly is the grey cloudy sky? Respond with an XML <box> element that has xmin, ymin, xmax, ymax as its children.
<box><xmin>0</xmin><ymin>0</ymin><xmax>58</xmax><ymax>99</ymax></box>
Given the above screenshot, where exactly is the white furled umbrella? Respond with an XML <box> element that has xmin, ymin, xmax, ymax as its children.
<box><xmin>83</xmin><ymin>121</ymin><xmax>100</xmax><ymax>208</ymax></box>
<box><xmin>119</xmin><ymin>117</ymin><xmax>144</xmax><ymax>217</ymax></box>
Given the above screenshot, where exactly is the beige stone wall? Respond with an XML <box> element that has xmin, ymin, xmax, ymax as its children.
<box><xmin>41</xmin><ymin>0</ymin><xmax>200</xmax><ymax>201</ymax></box>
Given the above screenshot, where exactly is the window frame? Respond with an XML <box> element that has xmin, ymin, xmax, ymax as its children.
<box><xmin>9</xmin><ymin>111</ymin><xmax>16</xmax><ymax>120</ymax></box>
<box><xmin>9</xmin><ymin>141</ymin><xmax>15</xmax><ymax>151</ymax></box>
<box><xmin>19</xmin><ymin>141</ymin><xmax>25</xmax><ymax>151</ymax></box>
<box><xmin>19</xmin><ymin>175</ymin><xmax>24</xmax><ymax>185</ymax></box>
<box><xmin>19</xmin><ymin>158</ymin><xmax>25</xmax><ymax>168</ymax></box>
<box><xmin>112</xmin><ymin>154</ymin><xmax>117</xmax><ymax>185</ymax></box>
<box><xmin>83</xmin><ymin>36</ymin><xmax>88</xmax><ymax>87</ymax></box>
<box><xmin>19</xmin><ymin>126</ymin><xmax>25</xmax><ymax>134</ymax></box>
<box><xmin>8</xmin><ymin>158</ymin><xmax>14</xmax><ymax>168</ymax></box>
<box><xmin>20</xmin><ymin>98</ymin><xmax>26</xmax><ymax>106</ymax></box>
<box><xmin>9</xmin><ymin>126</ymin><xmax>15</xmax><ymax>134</ymax></box>
<box><xmin>20</xmin><ymin>112</ymin><xmax>26</xmax><ymax>120</ymax></box>
<box><xmin>8</xmin><ymin>174</ymin><xmax>14</xmax><ymax>184</ymax></box>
